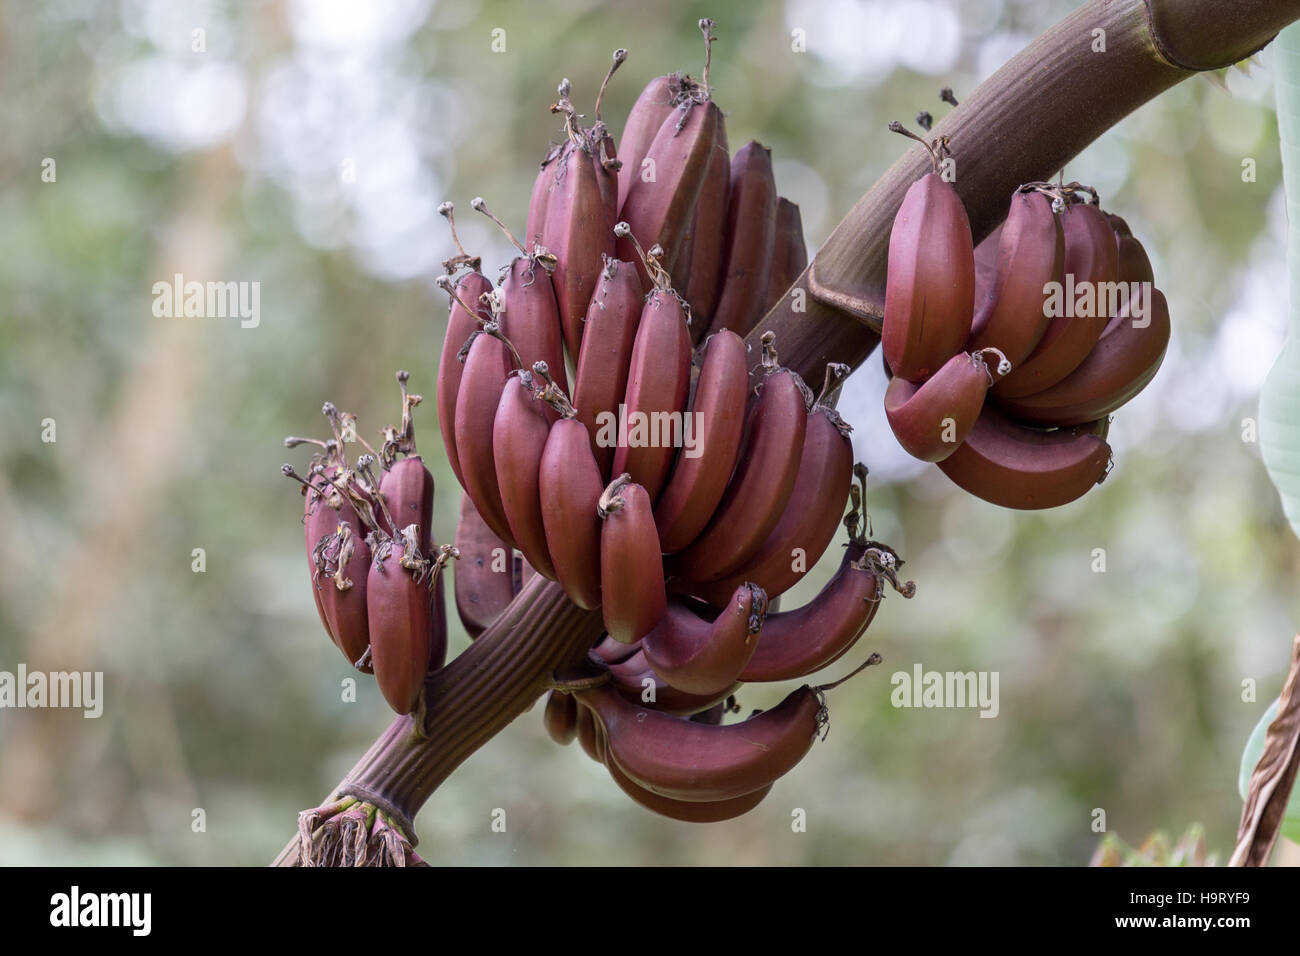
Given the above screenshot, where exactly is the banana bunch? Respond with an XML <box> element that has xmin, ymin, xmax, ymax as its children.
<box><xmin>435</xmin><ymin>22</ymin><xmax>913</xmax><ymax>820</ymax></box>
<box><xmin>881</xmin><ymin>123</ymin><xmax>1171</xmax><ymax>510</ymax></box>
<box><xmin>282</xmin><ymin>372</ymin><xmax>457</xmax><ymax>716</ymax></box>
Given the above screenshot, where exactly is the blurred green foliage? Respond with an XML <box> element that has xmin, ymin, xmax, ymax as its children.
<box><xmin>0</xmin><ymin>0</ymin><xmax>1296</xmax><ymax>865</ymax></box>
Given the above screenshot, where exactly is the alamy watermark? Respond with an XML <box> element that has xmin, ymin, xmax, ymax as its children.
<box><xmin>891</xmin><ymin>664</ymin><xmax>999</xmax><ymax>718</ymax></box>
<box><xmin>593</xmin><ymin>404</ymin><xmax>704</xmax><ymax>458</ymax></box>
<box><xmin>1043</xmin><ymin>278</ymin><xmax>1152</xmax><ymax>328</ymax></box>
<box><xmin>152</xmin><ymin>273</ymin><xmax>260</xmax><ymax>328</ymax></box>
<box><xmin>0</xmin><ymin>665</ymin><xmax>103</xmax><ymax>718</ymax></box>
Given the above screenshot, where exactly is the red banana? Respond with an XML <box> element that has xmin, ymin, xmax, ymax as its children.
<box><xmin>882</xmin><ymin>129</ymin><xmax>975</xmax><ymax>383</ymax></box>
<box><xmin>653</xmin><ymin>329</ymin><xmax>749</xmax><ymax>552</ymax></box>
<box><xmin>452</xmin><ymin>295</ymin><xmax>517</xmax><ymax>548</ymax></box>
<box><xmin>681</xmin><ymin>128</ymin><xmax>731</xmax><ymax>338</ymax></box>
<box><xmin>642</xmin><ymin>583</ymin><xmax>766</xmax><ymax>696</ymax></box>
<box><xmin>543</xmin><ymin>689</ymin><xmax>578</xmax><ymax>746</ymax></box>
<box><xmin>992</xmin><ymin>198</ymin><xmax>1119</xmax><ymax>399</ymax></box>
<box><xmin>540</xmin><ymin>83</ymin><xmax>618</xmax><ymax>360</ymax></box>
<box><xmin>575</xmin><ymin>700</ymin><xmax>603</xmax><ymax>763</ymax></box>
<box><xmin>526</xmin><ymin>142</ymin><xmax>564</xmax><ymax>250</ymax></box>
<box><xmin>592</xmin><ymin>634</ymin><xmax>641</xmax><ymax>665</ymax></box>
<box><xmin>965</xmin><ymin>188</ymin><xmax>1063</xmax><ymax>369</ymax></box>
<box><xmin>708</xmin><ymin>141</ymin><xmax>778</xmax><ymax>337</ymax></box>
<box><xmin>538</xmin><ymin>406</ymin><xmax>605</xmax><ymax>610</ymax></box>
<box><xmin>599</xmin><ymin>475</ymin><xmax>667</xmax><ymax>643</ymax></box>
<box><xmin>671</xmin><ymin>333</ymin><xmax>810</xmax><ymax>584</ymax></box>
<box><xmin>605</xmin><ymin>757</ymin><xmax>771</xmax><ymax>823</ymax></box>
<box><xmin>576</xmin><ymin>682</ymin><xmax>827</xmax><ymax>802</ymax></box>
<box><xmin>374</xmin><ymin>412</ymin><xmax>450</xmax><ymax>678</ymax></box>
<box><xmin>740</xmin><ymin>536</ymin><xmax>911</xmax><ymax>683</ymax></box>
<box><xmin>617</xmin><ymin>27</ymin><xmax>723</xmax><ymax>287</ymax></box>
<box><xmin>435</xmin><ymin>205</ymin><xmax>493</xmax><ymax>487</ymax></box>
<box><xmin>306</xmin><ymin>468</ymin><xmax>373</xmax><ymax>670</ymax></box>
<box><xmin>936</xmin><ymin>404</ymin><xmax>1112</xmax><ymax>510</ymax></box>
<box><xmin>497</xmin><ymin>255</ymin><xmax>569</xmax><ymax>397</ymax></box>
<box><xmin>995</xmin><ymin>288</ymin><xmax>1170</xmax><ymax>426</ymax></box>
<box><xmin>617</xmin><ymin>97</ymin><xmax>721</xmax><ymax>287</ymax></box>
<box><xmin>616</xmin><ymin>73</ymin><xmax>679</xmax><ymax>214</ymax></box>
<box><xmin>493</xmin><ymin>368</ymin><xmax>558</xmax><ymax>581</ymax></box>
<box><xmin>972</xmin><ymin>220</ymin><xmax>1003</xmax><ymax>308</ymax></box>
<box><xmin>453</xmin><ymin>491</ymin><xmax>516</xmax><ymax>640</ymax></box>
<box><xmin>693</xmin><ymin>375</ymin><xmax>854</xmax><ymax>603</ymax></box>
<box><xmin>368</xmin><ymin>404</ymin><xmax>452</xmax><ymax>714</ymax></box>
<box><xmin>571</xmin><ymin>257</ymin><xmax>643</xmax><ymax>478</ymax></box>
<box><xmin>885</xmin><ymin>348</ymin><xmax>1009</xmax><ymax>463</ymax></box>
<box><xmin>1111</xmin><ymin>230</ymin><xmax>1155</xmax><ymax>321</ymax></box>
<box><xmin>609</xmin><ymin>232</ymin><xmax>692</xmax><ymax>501</ymax></box>
<box><xmin>762</xmin><ymin>197</ymin><xmax>808</xmax><ymax>317</ymax></box>
<box><xmin>606</xmin><ymin>647</ymin><xmax>736</xmax><ymax>716</ymax></box>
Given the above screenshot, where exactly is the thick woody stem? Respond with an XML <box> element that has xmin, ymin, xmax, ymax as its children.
<box><xmin>272</xmin><ymin>575</ymin><xmax>603</xmax><ymax>866</ymax></box>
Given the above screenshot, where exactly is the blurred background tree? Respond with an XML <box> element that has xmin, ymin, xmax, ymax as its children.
<box><xmin>0</xmin><ymin>0</ymin><xmax>1295</xmax><ymax>865</ymax></box>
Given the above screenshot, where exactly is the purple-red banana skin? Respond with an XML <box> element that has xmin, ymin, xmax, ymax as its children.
<box><xmin>493</xmin><ymin>374</ymin><xmax>557</xmax><ymax>581</ymax></box>
<box><xmin>499</xmin><ymin>256</ymin><xmax>569</xmax><ymax>396</ymax></box>
<box><xmin>539</xmin><ymin>418</ymin><xmax>604</xmax><ymax>610</ymax></box>
<box><xmin>437</xmin><ymin>271</ymin><xmax>493</xmax><ymax>488</ymax></box>
<box><xmin>966</xmin><ymin>190</ymin><xmax>1062</xmax><ymax>368</ymax></box>
<box><xmin>996</xmin><ymin>288</ymin><xmax>1170</xmax><ymax>426</ymax></box>
<box><xmin>610</xmin><ymin>290</ymin><xmax>692</xmax><ymax>501</ymax></box>
<box><xmin>671</xmin><ymin>367</ymin><xmax>809</xmax><ymax>583</ymax></box>
<box><xmin>572</xmin><ymin>259</ymin><xmax>643</xmax><ymax>478</ymax></box>
<box><xmin>378</xmin><ymin>456</ymin><xmax>447</xmax><ymax>673</ymax></box>
<box><xmin>683</xmin><ymin>133</ymin><xmax>731</xmax><ymax>340</ymax></box>
<box><xmin>575</xmin><ymin>702</ymin><xmax>602</xmax><ymax>762</ymax></box>
<box><xmin>366</xmin><ymin>547</ymin><xmax>434</xmax><ymax>716</ymax></box>
<box><xmin>307</xmin><ymin>472</ymin><xmax>372</xmax><ymax>669</ymax></box>
<box><xmin>381</xmin><ymin>457</ymin><xmax>434</xmax><ymax>552</ymax></box>
<box><xmin>592</xmin><ymin>634</ymin><xmax>641</xmax><ymax>665</ymax></box>
<box><xmin>618</xmin><ymin>100</ymin><xmax>722</xmax><ymax>288</ymax></box>
<box><xmin>762</xmin><ymin>197</ymin><xmax>807</xmax><ymax>316</ymax></box>
<box><xmin>600</xmin><ymin>480</ymin><xmax>667</xmax><ymax>643</ymax></box>
<box><xmin>882</xmin><ymin>172</ymin><xmax>976</xmax><ymax>383</ymax></box>
<box><xmin>607</xmin><ymin>647</ymin><xmax>736</xmax><ymax>715</ymax></box>
<box><xmin>693</xmin><ymin>405</ymin><xmax>852</xmax><ymax>604</ymax></box>
<box><xmin>642</xmin><ymin>583</ymin><xmax>765</xmax><ymax>696</ymax></box>
<box><xmin>616</xmin><ymin>74</ymin><xmax>678</xmax><ymax>215</ymax></box>
<box><xmin>1110</xmin><ymin>233</ymin><xmax>1155</xmax><ymax>321</ymax></box>
<box><xmin>654</xmin><ymin>330</ymin><xmax>748</xmax><ymax>553</ymax></box>
<box><xmin>303</xmin><ymin>469</ymin><xmax>342</xmax><ymax>647</ymax></box>
<box><xmin>577</xmin><ymin>683</ymin><xmax>824</xmax><ymax>802</ymax></box>
<box><xmin>453</xmin><ymin>490</ymin><xmax>515</xmax><ymax>640</ymax></box>
<box><xmin>454</xmin><ymin>331</ymin><xmax>517</xmax><ymax>548</ymax></box>
<box><xmin>605</xmin><ymin>758</ymin><xmax>772</xmax><ymax>822</ymax></box>
<box><xmin>527</xmin><ymin>142</ymin><xmax>564</xmax><ymax>250</ymax></box>
<box><xmin>937</xmin><ymin>405</ymin><xmax>1112</xmax><ymax>510</ymax></box>
<box><xmin>885</xmin><ymin>351</ymin><xmax>994</xmax><ymax>463</ymax></box>
<box><xmin>543</xmin><ymin>689</ymin><xmax>578</xmax><ymax>745</ymax></box>
<box><xmin>972</xmin><ymin>221</ymin><xmax>1003</xmax><ymax>309</ymax></box>
<box><xmin>739</xmin><ymin>543</ymin><xmax>881</xmax><ymax>683</ymax></box>
<box><xmin>709</xmin><ymin>141</ymin><xmax>778</xmax><ymax>337</ymax></box>
<box><xmin>542</xmin><ymin>141</ymin><xmax>617</xmax><ymax>361</ymax></box>
<box><xmin>992</xmin><ymin>202</ymin><xmax>1119</xmax><ymax>399</ymax></box>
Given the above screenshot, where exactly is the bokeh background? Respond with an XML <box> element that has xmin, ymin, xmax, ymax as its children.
<box><xmin>1</xmin><ymin>0</ymin><xmax>1297</xmax><ymax>865</ymax></box>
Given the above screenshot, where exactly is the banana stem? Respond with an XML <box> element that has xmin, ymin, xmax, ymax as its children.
<box><xmin>271</xmin><ymin>575</ymin><xmax>605</xmax><ymax>866</ymax></box>
<box><xmin>594</xmin><ymin>49</ymin><xmax>628</xmax><ymax>123</ymax></box>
